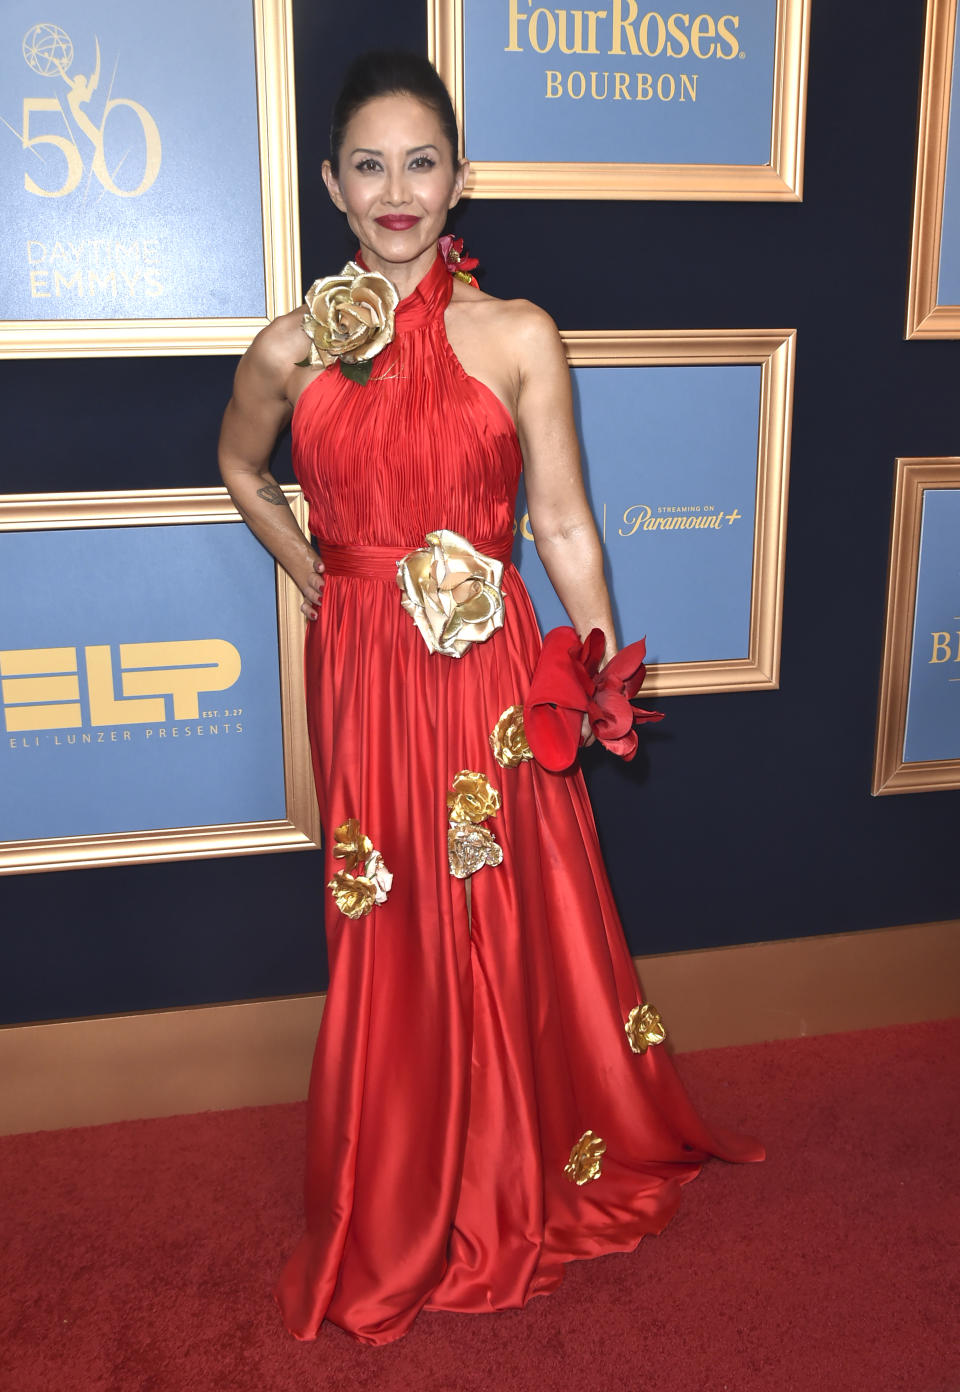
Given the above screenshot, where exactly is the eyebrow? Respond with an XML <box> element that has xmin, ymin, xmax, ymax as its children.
<box><xmin>349</xmin><ymin>144</ymin><xmax>441</xmax><ymax>158</ymax></box>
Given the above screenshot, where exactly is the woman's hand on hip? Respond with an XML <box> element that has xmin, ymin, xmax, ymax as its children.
<box><xmin>297</xmin><ymin>555</ymin><xmax>326</xmax><ymax>621</ymax></box>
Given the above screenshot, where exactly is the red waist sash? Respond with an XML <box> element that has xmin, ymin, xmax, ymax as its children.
<box><xmin>320</xmin><ymin>535</ymin><xmax>515</xmax><ymax>581</ymax></box>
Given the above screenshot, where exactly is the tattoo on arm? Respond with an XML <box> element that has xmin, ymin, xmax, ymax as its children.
<box><xmin>256</xmin><ymin>483</ymin><xmax>287</xmax><ymax>506</ymax></box>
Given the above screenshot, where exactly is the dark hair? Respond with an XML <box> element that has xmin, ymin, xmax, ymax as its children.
<box><xmin>329</xmin><ymin>50</ymin><xmax>460</xmax><ymax>175</ymax></box>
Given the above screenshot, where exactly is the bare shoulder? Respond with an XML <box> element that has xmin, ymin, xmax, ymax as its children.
<box><xmin>244</xmin><ymin>306</ymin><xmax>305</xmax><ymax>375</ymax></box>
<box><xmin>236</xmin><ymin>305</ymin><xmax>316</xmax><ymax>406</ymax></box>
<box><xmin>448</xmin><ymin>282</ymin><xmax>563</xmax><ymax>364</ymax></box>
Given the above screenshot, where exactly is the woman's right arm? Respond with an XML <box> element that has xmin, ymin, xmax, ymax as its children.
<box><xmin>218</xmin><ymin>320</ymin><xmax>325</xmax><ymax>620</ymax></box>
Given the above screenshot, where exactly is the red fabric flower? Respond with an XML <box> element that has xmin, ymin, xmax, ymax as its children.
<box><xmin>523</xmin><ymin>627</ymin><xmax>664</xmax><ymax>772</ymax></box>
<box><xmin>438</xmin><ymin>235</ymin><xmax>479</xmax><ymax>285</ymax></box>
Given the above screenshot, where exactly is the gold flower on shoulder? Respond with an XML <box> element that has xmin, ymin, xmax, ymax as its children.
<box><xmin>447</xmin><ymin>769</ymin><xmax>501</xmax><ymax>824</ymax></box>
<box><xmin>489</xmin><ymin>705</ymin><xmax>533</xmax><ymax>768</ymax></box>
<box><xmin>448</xmin><ymin>823</ymin><xmax>504</xmax><ymax>879</ymax></box>
<box><xmin>397</xmin><ymin>530</ymin><xmax>504</xmax><ymax>658</ymax></box>
<box><xmin>624</xmin><ymin>1003</ymin><xmax>667</xmax><ymax>1054</ymax></box>
<box><xmin>564</xmin><ymin>1130</ymin><xmax>606</xmax><ymax>1185</ymax></box>
<box><xmin>301</xmin><ymin>261</ymin><xmax>399</xmax><ymax>375</ymax></box>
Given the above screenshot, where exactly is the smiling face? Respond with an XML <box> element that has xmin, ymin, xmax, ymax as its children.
<box><xmin>321</xmin><ymin>92</ymin><xmax>468</xmax><ymax>287</ymax></box>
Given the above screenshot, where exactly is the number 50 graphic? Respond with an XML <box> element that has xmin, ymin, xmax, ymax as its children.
<box><xmin>20</xmin><ymin>22</ymin><xmax>161</xmax><ymax>198</ymax></box>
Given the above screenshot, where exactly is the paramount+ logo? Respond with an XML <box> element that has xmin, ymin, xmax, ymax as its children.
<box><xmin>0</xmin><ymin>640</ymin><xmax>241</xmax><ymax>733</ymax></box>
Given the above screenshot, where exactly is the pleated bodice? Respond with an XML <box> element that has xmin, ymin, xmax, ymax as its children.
<box><xmin>292</xmin><ymin>253</ymin><xmax>522</xmax><ymax>551</ymax></box>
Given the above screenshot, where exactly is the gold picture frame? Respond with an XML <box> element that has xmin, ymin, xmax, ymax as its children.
<box><xmin>428</xmin><ymin>0</ymin><xmax>810</xmax><ymax>200</ymax></box>
<box><xmin>906</xmin><ymin>0</ymin><xmax>960</xmax><ymax>337</ymax></box>
<box><xmin>0</xmin><ymin>0</ymin><xmax>299</xmax><ymax>358</ymax></box>
<box><xmin>873</xmin><ymin>458</ymin><xmax>960</xmax><ymax>795</ymax></box>
<box><xmin>544</xmin><ymin>328</ymin><xmax>794</xmax><ymax>696</ymax></box>
<box><xmin>0</xmin><ymin>487</ymin><xmax>320</xmax><ymax>872</ymax></box>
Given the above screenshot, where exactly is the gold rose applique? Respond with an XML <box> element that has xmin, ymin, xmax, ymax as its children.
<box><xmin>564</xmin><ymin>1130</ymin><xmax>606</xmax><ymax>1186</ymax></box>
<box><xmin>447</xmin><ymin>823</ymin><xmax>504</xmax><ymax>878</ymax></box>
<box><xmin>300</xmin><ymin>262</ymin><xmax>399</xmax><ymax>385</ymax></box>
<box><xmin>446</xmin><ymin>769</ymin><xmax>503</xmax><ymax>879</ymax></box>
<box><xmin>397</xmin><ymin>530</ymin><xmax>504</xmax><ymax>658</ymax></box>
<box><xmin>624</xmin><ymin>1003</ymin><xmax>667</xmax><ymax>1054</ymax></box>
<box><xmin>327</xmin><ymin>817</ymin><xmax>393</xmax><ymax>919</ymax></box>
<box><xmin>489</xmin><ymin>704</ymin><xmax>533</xmax><ymax>768</ymax></box>
<box><xmin>447</xmin><ymin>769</ymin><xmax>501</xmax><ymax>824</ymax></box>
<box><xmin>332</xmin><ymin>817</ymin><xmax>373</xmax><ymax>872</ymax></box>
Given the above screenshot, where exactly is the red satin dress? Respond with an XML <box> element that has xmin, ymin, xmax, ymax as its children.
<box><xmin>277</xmin><ymin>251</ymin><xmax>763</xmax><ymax>1346</ymax></box>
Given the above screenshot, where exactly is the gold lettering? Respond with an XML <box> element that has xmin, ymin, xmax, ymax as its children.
<box><xmin>96</xmin><ymin>99</ymin><xmax>161</xmax><ymax>197</ymax></box>
<box><xmin>29</xmin><ymin>269</ymin><xmax>50</xmax><ymax>297</ymax></box>
<box><xmin>585</xmin><ymin>9</ymin><xmax>608</xmax><ymax>52</ymax></box>
<box><xmin>27</xmin><ymin>240</ymin><xmax>46</xmax><ymax>263</ymax></box>
<box><xmin>690</xmin><ymin>13</ymin><xmax>716</xmax><ymax>58</ymax></box>
<box><xmin>614</xmin><ymin>71</ymin><xmax>631</xmax><ymax>98</ymax></box>
<box><xmin>54</xmin><ymin>267</ymin><xmax>83</xmax><ymax>297</ymax></box>
<box><xmin>611</xmin><ymin>0</ymin><xmax>640</xmax><ymax>54</ymax></box>
<box><xmin>638</xmin><ymin>11</ymin><xmax>666</xmax><ymax>55</ymax></box>
<box><xmin>507</xmin><ymin>0</ymin><xmax>528</xmax><ymax>50</ymax></box>
<box><xmin>545</xmin><ymin>69</ymin><xmax>563</xmax><ymax>96</ymax></box>
<box><xmin>88</xmin><ymin>268</ymin><xmax>118</xmax><ymax>295</ymax></box>
<box><xmin>658</xmin><ymin>72</ymin><xmax>675</xmax><ymax>98</ymax></box>
<box><xmin>86</xmin><ymin>645</ymin><xmax>164</xmax><ymax>725</ymax></box>
<box><xmin>119</xmin><ymin>640</ymin><xmax>242</xmax><ymax>719</ymax></box>
<box><xmin>520</xmin><ymin>512</ymin><xmax>535</xmax><ymax>541</ymax></box>
<box><xmin>679</xmin><ymin>72</ymin><xmax>697</xmax><ymax>100</ymax></box>
<box><xmin>590</xmin><ymin>69</ymin><xmax>609</xmax><ymax>98</ymax></box>
<box><xmin>619</xmin><ymin>504</ymin><xmax>651</xmax><ymax>536</ymax></box>
<box><xmin>930</xmin><ymin>633</ymin><xmax>952</xmax><ymax>663</ymax></box>
<box><xmin>22</xmin><ymin>98</ymin><xmax>83</xmax><ymax>197</ymax></box>
<box><xmin>636</xmin><ymin>72</ymin><xmax>653</xmax><ymax>99</ymax></box>
<box><xmin>717</xmin><ymin>14</ymin><xmax>740</xmax><ymax>57</ymax></box>
<box><xmin>568</xmin><ymin>69</ymin><xmax>587</xmax><ymax>97</ymax></box>
<box><xmin>556</xmin><ymin>8</ymin><xmax>586</xmax><ymax>53</ymax></box>
<box><xmin>0</xmin><ymin>648</ymin><xmax>81</xmax><ymax>732</ymax></box>
<box><xmin>530</xmin><ymin>7</ymin><xmax>558</xmax><ymax>51</ymax></box>
<box><xmin>667</xmin><ymin>12</ymin><xmax>691</xmax><ymax>57</ymax></box>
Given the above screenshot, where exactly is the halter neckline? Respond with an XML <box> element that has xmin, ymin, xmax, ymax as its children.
<box><xmin>355</xmin><ymin>248</ymin><xmax>452</xmax><ymax>332</ymax></box>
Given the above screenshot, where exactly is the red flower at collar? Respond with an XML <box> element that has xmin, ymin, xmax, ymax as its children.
<box><xmin>438</xmin><ymin>234</ymin><xmax>479</xmax><ymax>285</ymax></box>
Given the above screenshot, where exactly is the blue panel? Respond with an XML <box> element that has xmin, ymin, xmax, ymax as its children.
<box><xmin>0</xmin><ymin>1</ymin><xmax>266</xmax><ymax>320</ymax></box>
<box><xmin>511</xmin><ymin>363</ymin><xmax>760</xmax><ymax>664</ymax></box>
<box><xmin>0</xmin><ymin>522</ymin><xmax>287</xmax><ymax>839</ymax></box>
<box><xmin>463</xmin><ymin>1</ymin><xmax>777</xmax><ymax>165</ymax></box>
<box><xmin>903</xmin><ymin>488</ymin><xmax>960</xmax><ymax>763</ymax></box>
<box><xmin>938</xmin><ymin>17</ymin><xmax>960</xmax><ymax>305</ymax></box>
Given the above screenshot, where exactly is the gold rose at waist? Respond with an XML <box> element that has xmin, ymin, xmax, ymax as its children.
<box><xmin>397</xmin><ymin>530</ymin><xmax>505</xmax><ymax>658</ymax></box>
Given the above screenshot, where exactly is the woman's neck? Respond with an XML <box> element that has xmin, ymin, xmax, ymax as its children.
<box><xmin>358</xmin><ymin>242</ymin><xmax>439</xmax><ymax>299</ymax></box>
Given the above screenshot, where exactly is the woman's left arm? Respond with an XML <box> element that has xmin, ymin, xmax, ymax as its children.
<box><xmin>515</xmin><ymin>305</ymin><xmax>617</xmax><ymax>659</ymax></box>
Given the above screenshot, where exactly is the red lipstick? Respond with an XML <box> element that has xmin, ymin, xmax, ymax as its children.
<box><xmin>375</xmin><ymin>215</ymin><xmax>421</xmax><ymax>230</ymax></box>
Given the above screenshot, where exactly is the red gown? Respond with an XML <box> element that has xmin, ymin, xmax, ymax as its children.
<box><xmin>277</xmin><ymin>251</ymin><xmax>763</xmax><ymax>1346</ymax></box>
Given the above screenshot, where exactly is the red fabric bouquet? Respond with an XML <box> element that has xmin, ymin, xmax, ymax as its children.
<box><xmin>523</xmin><ymin>627</ymin><xmax>664</xmax><ymax>773</ymax></box>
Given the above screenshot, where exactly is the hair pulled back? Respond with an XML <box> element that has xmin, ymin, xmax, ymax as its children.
<box><xmin>329</xmin><ymin>50</ymin><xmax>460</xmax><ymax>175</ymax></box>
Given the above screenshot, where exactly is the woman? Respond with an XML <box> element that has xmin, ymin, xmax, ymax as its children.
<box><xmin>219</xmin><ymin>50</ymin><xmax>762</xmax><ymax>1347</ymax></box>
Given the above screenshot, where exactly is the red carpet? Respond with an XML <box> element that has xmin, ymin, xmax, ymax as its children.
<box><xmin>2</xmin><ymin>1020</ymin><xmax>958</xmax><ymax>1392</ymax></box>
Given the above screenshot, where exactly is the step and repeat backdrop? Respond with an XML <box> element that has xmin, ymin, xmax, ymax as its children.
<box><xmin>0</xmin><ymin>0</ymin><xmax>958</xmax><ymax>1022</ymax></box>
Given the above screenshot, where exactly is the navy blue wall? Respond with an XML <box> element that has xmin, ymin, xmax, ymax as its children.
<box><xmin>2</xmin><ymin>0</ymin><xmax>958</xmax><ymax>1025</ymax></box>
